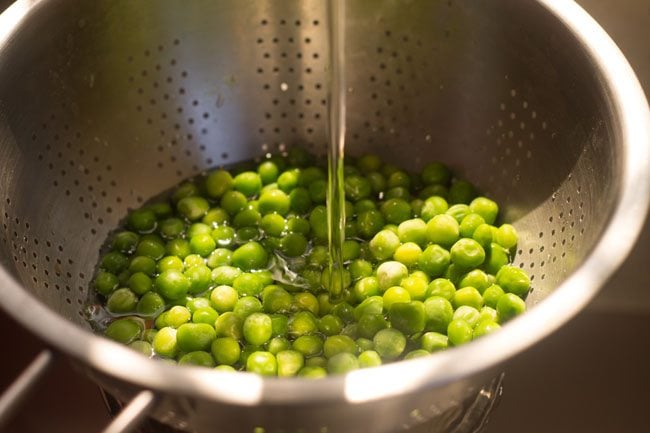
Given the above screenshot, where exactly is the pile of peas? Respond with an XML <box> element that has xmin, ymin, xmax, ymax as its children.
<box><xmin>92</xmin><ymin>147</ymin><xmax>530</xmax><ymax>377</ymax></box>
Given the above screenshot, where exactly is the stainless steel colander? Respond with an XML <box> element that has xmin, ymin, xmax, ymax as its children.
<box><xmin>0</xmin><ymin>0</ymin><xmax>649</xmax><ymax>432</ymax></box>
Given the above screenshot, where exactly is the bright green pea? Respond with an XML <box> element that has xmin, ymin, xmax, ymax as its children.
<box><xmin>105</xmin><ymin>318</ymin><xmax>143</xmax><ymax>344</ymax></box>
<box><xmin>453</xmin><ymin>286</ymin><xmax>484</xmax><ymax>310</ymax></box>
<box><xmin>129</xmin><ymin>340</ymin><xmax>153</xmax><ymax>356</ymax></box>
<box><xmin>220</xmin><ymin>190</ymin><xmax>248</xmax><ymax>216</ymax></box>
<box><xmin>293</xmin><ymin>292</ymin><xmax>319</xmax><ymax>315</ymax></box>
<box><xmin>496</xmin><ymin>265</ymin><xmax>531</xmax><ymax>297</ymax></box>
<box><xmin>202</xmin><ymin>207</ymin><xmax>230</xmax><ymax>227</ymax></box>
<box><xmin>107</xmin><ymin>288</ymin><xmax>138</xmax><ymax>313</ymax></box>
<box><xmin>423</xmin><ymin>296</ymin><xmax>454</xmax><ymax>333</ymax></box>
<box><xmin>473</xmin><ymin>320</ymin><xmax>501</xmax><ymax>339</ymax></box>
<box><xmin>148</xmin><ymin>202</ymin><xmax>172</xmax><ymax>219</ymax></box>
<box><xmin>418</xmin><ymin>245</ymin><xmax>451</xmax><ymax>278</ymax></box>
<box><xmin>376</xmin><ymin>261</ymin><xmax>409</xmax><ymax>291</ymax></box>
<box><xmin>450</xmin><ymin>238</ymin><xmax>485</xmax><ymax>269</ymax></box>
<box><xmin>469</xmin><ymin>197</ymin><xmax>499</xmax><ymax>225</ymax></box>
<box><xmin>262</xmin><ymin>285</ymin><xmax>293</xmax><ymax>313</ymax></box>
<box><xmin>397</xmin><ymin>218</ymin><xmax>427</xmax><ymax>246</ymax></box>
<box><xmin>472</xmin><ymin>224</ymin><xmax>494</xmax><ymax>249</ymax></box>
<box><xmin>233</xmin><ymin>296</ymin><xmax>263</xmax><ymax>319</ymax></box>
<box><xmin>373</xmin><ymin>328</ymin><xmax>406</xmax><ymax>360</ymax></box>
<box><xmin>357</xmin><ymin>350</ymin><xmax>382</xmax><ymax>368</ymax></box>
<box><xmin>233</xmin><ymin>171</ymin><xmax>262</xmax><ymax>197</ymax></box>
<box><xmin>206</xmin><ymin>248</ymin><xmax>232</xmax><ymax>268</ymax></box>
<box><xmin>421</xmin><ymin>332</ymin><xmax>449</xmax><ymax>352</ymax></box>
<box><xmin>178</xmin><ymin>351</ymin><xmax>215</xmax><ymax>367</ymax></box>
<box><xmin>460</xmin><ymin>213</ymin><xmax>486</xmax><ymax>238</ymax></box>
<box><xmin>172</xmin><ymin>182</ymin><xmax>199</xmax><ymax>204</ymax></box>
<box><xmin>210</xmin><ymin>284</ymin><xmax>238</xmax><ymax>312</ymax></box>
<box><xmin>205</xmin><ymin>169</ymin><xmax>233</xmax><ymax>198</ymax></box>
<box><xmin>259</xmin><ymin>213</ymin><xmax>285</xmax><ymax>237</ymax></box>
<box><xmin>267</xmin><ymin>336</ymin><xmax>291</xmax><ymax>354</ymax></box>
<box><xmin>158</xmin><ymin>256</ymin><xmax>185</xmax><ymax>273</ymax></box>
<box><xmin>136</xmin><ymin>292</ymin><xmax>165</xmax><ymax>316</ymax></box>
<box><xmin>389</xmin><ymin>301</ymin><xmax>426</xmax><ymax>335</ymax></box>
<box><xmin>258</xmin><ymin>160</ymin><xmax>280</xmax><ymax>185</ymax></box>
<box><xmin>94</xmin><ymin>271</ymin><xmax>119</xmax><ymax>296</ymax></box>
<box><xmin>420</xmin><ymin>196</ymin><xmax>449</xmax><ymax>222</ymax></box>
<box><xmin>164</xmin><ymin>239</ymin><xmax>191</xmax><ymax>259</ymax></box>
<box><xmin>277</xmin><ymin>350</ymin><xmax>305</xmax><ymax>377</ymax></box>
<box><xmin>344</xmin><ymin>175</ymin><xmax>372</xmax><ymax>201</ymax></box>
<box><xmin>479</xmin><ymin>306</ymin><xmax>499</xmax><ymax>323</ymax></box>
<box><xmin>426</xmin><ymin>278</ymin><xmax>456</xmax><ymax>300</ymax></box>
<box><xmin>258</xmin><ymin>189</ymin><xmax>291</xmax><ymax>215</ymax></box>
<box><xmin>293</xmin><ymin>335</ymin><xmax>324</xmax><ymax>357</ymax></box>
<box><xmin>453</xmin><ymin>305</ymin><xmax>481</xmax><ymax>327</ymax></box>
<box><xmin>349</xmin><ymin>259</ymin><xmax>373</xmax><ymax>280</ymax></box>
<box><xmin>426</xmin><ymin>214</ymin><xmax>460</xmax><ymax>247</ymax></box>
<box><xmin>323</xmin><ymin>335</ymin><xmax>357</xmax><ymax>358</ymax></box>
<box><xmin>186</xmin><ymin>297</ymin><xmax>211</xmax><ymax>313</ymax></box>
<box><xmin>176</xmin><ymin>323</ymin><xmax>217</xmax><ymax>352</ymax></box>
<box><xmin>270</xmin><ymin>314</ymin><xmax>289</xmax><ymax>336</ymax></box>
<box><xmin>166</xmin><ymin>305</ymin><xmax>191</xmax><ymax>328</ymax></box>
<box><xmin>318</xmin><ymin>314</ymin><xmax>344</xmax><ymax>336</ymax></box>
<box><xmin>243</xmin><ymin>312</ymin><xmax>273</xmax><ymax>346</ymax></box>
<box><xmin>400</xmin><ymin>274</ymin><xmax>428</xmax><ymax>300</ymax></box>
<box><xmin>184</xmin><ymin>265</ymin><xmax>212</xmax><ymax>295</ymax></box>
<box><xmin>231</xmin><ymin>241</ymin><xmax>268</xmax><ymax>271</ymax></box>
<box><xmin>327</xmin><ymin>352</ymin><xmax>359</xmax><ymax>375</ymax></box>
<box><xmin>188</xmin><ymin>233</ymin><xmax>216</xmax><ymax>257</ymax></box>
<box><xmin>233</xmin><ymin>273</ymin><xmax>264</xmax><ymax>296</ymax></box>
<box><xmin>496</xmin><ymin>293</ymin><xmax>526</xmax><ymax>322</ymax></box>
<box><xmin>288</xmin><ymin>311</ymin><xmax>318</xmax><ymax>337</ymax></box>
<box><xmin>192</xmin><ymin>307</ymin><xmax>219</xmax><ymax>325</ymax></box>
<box><xmin>156</xmin><ymin>270</ymin><xmax>190</xmax><ymax>300</ymax></box>
<box><xmin>369</xmin><ymin>229</ymin><xmax>400</xmax><ymax>261</ymax></box>
<box><xmin>211</xmin><ymin>225</ymin><xmax>236</xmax><ymax>247</ymax></box>
<box><xmin>446</xmin><ymin>204</ymin><xmax>471</xmax><ymax>223</ymax></box>
<box><xmin>177</xmin><ymin>197</ymin><xmax>210</xmax><ymax>221</ymax></box>
<box><xmin>459</xmin><ymin>269</ymin><xmax>491</xmax><ymax>294</ymax></box>
<box><xmin>214</xmin><ymin>312</ymin><xmax>243</xmax><ymax>339</ymax></box>
<box><xmin>353</xmin><ymin>276</ymin><xmax>380</xmax><ymax>301</ymax></box>
<box><xmin>298</xmin><ymin>366</ymin><xmax>328</xmax><ymax>378</ymax></box>
<box><xmin>495</xmin><ymin>224</ymin><xmax>519</xmax><ymax>250</ymax></box>
<box><xmin>482</xmin><ymin>284</ymin><xmax>505</xmax><ymax>309</ymax></box>
<box><xmin>382</xmin><ymin>286</ymin><xmax>411</xmax><ymax>310</ymax></box>
<box><xmin>353</xmin><ymin>296</ymin><xmax>384</xmax><ymax>320</ymax></box>
<box><xmin>447</xmin><ymin>319</ymin><xmax>473</xmax><ymax>346</ymax></box>
<box><xmin>246</xmin><ymin>351</ymin><xmax>277</xmax><ymax>376</ymax></box>
<box><xmin>135</xmin><ymin>238</ymin><xmax>166</xmax><ymax>260</ymax></box>
<box><xmin>152</xmin><ymin>327</ymin><xmax>178</xmax><ymax>358</ymax></box>
<box><xmin>484</xmin><ymin>243</ymin><xmax>510</xmax><ymax>275</ymax></box>
<box><xmin>187</xmin><ymin>222</ymin><xmax>211</xmax><ymax>238</ymax></box>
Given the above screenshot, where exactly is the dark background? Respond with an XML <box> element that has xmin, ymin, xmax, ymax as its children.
<box><xmin>1</xmin><ymin>0</ymin><xmax>649</xmax><ymax>432</ymax></box>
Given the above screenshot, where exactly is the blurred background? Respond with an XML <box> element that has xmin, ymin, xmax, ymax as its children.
<box><xmin>0</xmin><ymin>0</ymin><xmax>649</xmax><ymax>432</ymax></box>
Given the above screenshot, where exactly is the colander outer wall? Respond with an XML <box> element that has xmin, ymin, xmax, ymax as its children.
<box><xmin>0</xmin><ymin>0</ymin><xmax>648</xmax><ymax>409</ymax></box>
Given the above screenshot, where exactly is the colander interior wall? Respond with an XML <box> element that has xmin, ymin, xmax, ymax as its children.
<box><xmin>0</xmin><ymin>0</ymin><xmax>612</xmax><ymax>325</ymax></box>
<box><xmin>0</xmin><ymin>1</ymin><xmax>608</xmax><ymax>326</ymax></box>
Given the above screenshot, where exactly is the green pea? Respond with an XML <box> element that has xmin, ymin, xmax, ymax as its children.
<box><xmin>459</xmin><ymin>269</ymin><xmax>491</xmax><ymax>294</ymax></box>
<box><xmin>107</xmin><ymin>288</ymin><xmax>138</xmax><ymax>313</ymax></box>
<box><xmin>166</xmin><ymin>305</ymin><xmax>191</xmax><ymax>328</ymax></box>
<box><xmin>177</xmin><ymin>197</ymin><xmax>210</xmax><ymax>221</ymax></box>
<box><xmin>205</xmin><ymin>169</ymin><xmax>233</xmax><ymax>198</ymax></box>
<box><xmin>357</xmin><ymin>209</ymin><xmax>385</xmax><ymax>239</ymax></box>
<box><xmin>453</xmin><ymin>305</ymin><xmax>481</xmax><ymax>327</ymax></box>
<box><xmin>423</xmin><ymin>296</ymin><xmax>454</xmax><ymax>333</ymax></box>
<box><xmin>176</xmin><ymin>323</ymin><xmax>217</xmax><ymax>352</ymax></box>
<box><xmin>318</xmin><ymin>314</ymin><xmax>344</xmax><ymax>336</ymax></box>
<box><xmin>203</xmin><ymin>208</ymin><xmax>230</xmax><ymax>227</ymax></box>
<box><xmin>186</xmin><ymin>297</ymin><xmax>211</xmax><ymax>313</ymax></box>
<box><xmin>246</xmin><ymin>351</ymin><xmax>277</xmax><ymax>376</ymax></box>
<box><xmin>298</xmin><ymin>366</ymin><xmax>328</xmax><ymax>378</ymax></box>
<box><xmin>112</xmin><ymin>231</ymin><xmax>140</xmax><ymax>254</ymax></box>
<box><xmin>376</xmin><ymin>261</ymin><xmax>409</xmax><ymax>291</ymax></box>
<box><xmin>452</xmin><ymin>286</ymin><xmax>484</xmax><ymax>310</ymax></box>
<box><xmin>220</xmin><ymin>190</ymin><xmax>248</xmax><ymax>216</ymax></box>
<box><xmin>484</xmin><ymin>243</ymin><xmax>510</xmax><ymax>275</ymax></box>
<box><xmin>482</xmin><ymin>284</ymin><xmax>505</xmax><ymax>309</ymax></box>
<box><xmin>352</xmin><ymin>276</ymin><xmax>380</xmax><ymax>301</ymax></box>
<box><xmin>447</xmin><ymin>319</ymin><xmax>473</xmax><ymax>346</ymax></box>
<box><xmin>192</xmin><ymin>307</ymin><xmax>219</xmax><ymax>325</ymax></box>
<box><xmin>373</xmin><ymin>328</ymin><xmax>406</xmax><ymax>360</ymax></box>
<box><xmin>323</xmin><ymin>335</ymin><xmax>357</xmax><ymax>359</ymax></box>
<box><xmin>420</xmin><ymin>196</ymin><xmax>449</xmax><ymax>222</ymax></box>
<box><xmin>206</xmin><ymin>248</ymin><xmax>232</xmax><ymax>269</ymax></box>
<box><xmin>210</xmin><ymin>284</ymin><xmax>238</xmax><ymax>312</ymax></box>
<box><xmin>353</xmin><ymin>296</ymin><xmax>384</xmax><ymax>320</ymax></box>
<box><xmin>496</xmin><ymin>265</ymin><xmax>531</xmax><ymax>297</ymax></box>
<box><xmin>420</xmin><ymin>332</ymin><xmax>449</xmax><ymax>352</ymax></box>
<box><xmin>327</xmin><ymin>352</ymin><xmax>359</xmax><ymax>375</ymax></box>
<box><xmin>426</xmin><ymin>214</ymin><xmax>460</xmax><ymax>247</ymax></box>
<box><xmin>157</xmin><ymin>256</ymin><xmax>184</xmax><ymax>273</ymax></box>
<box><xmin>382</xmin><ymin>286</ymin><xmax>411</xmax><ymax>310</ymax></box>
<box><xmin>257</xmin><ymin>160</ymin><xmax>280</xmax><ymax>185</ymax></box>
<box><xmin>105</xmin><ymin>318</ymin><xmax>143</xmax><ymax>344</ymax></box>
<box><xmin>495</xmin><ymin>224</ymin><xmax>518</xmax><ymax>250</ymax></box>
<box><xmin>381</xmin><ymin>198</ymin><xmax>412</xmax><ymax>224</ymax></box>
<box><xmin>233</xmin><ymin>296</ymin><xmax>263</xmax><ymax>319</ymax></box>
<box><xmin>358</xmin><ymin>350</ymin><xmax>382</xmax><ymax>368</ymax></box>
<box><xmin>293</xmin><ymin>335</ymin><xmax>324</xmax><ymax>357</ymax></box>
<box><xmin>459</xmin><ymin>213</ymin><xmax>486</xmax><ymax>238</ymax></box>
<box><xmin>496</xmin><ymin>293</ymin><xmax>526</xmax><ymax>322</ymax></box>
<box><xmin>243</xmin><ymin>312</ymin><xmax>273</xmax><ymax>346</ymax></box>
<box><xmin>136</xmin><ymin>292</ymin><xmax>165</xmax><ymax>316</ymax></box>
<box><xmin>293</xmin><ymin>292</ymin><xmax>319</xmax><ymax>315</ymax></box>
<box><xmin>288</xmin><ymin>311</ymin><xmax>318</xmax><ymax>337</ymax></box>
<box><xmin>156</xmin><ymin>270</ymin><xmax>190</xmax><ymax>300</ymax></box>
<box><xmin>277</xmin><ymin>168</ymin><xmax>300</xmax><ymax>192</ymax></box>
<box><xmin>232</xmin><ymin>273</ymin><xmax>263</xmax><ymax>297</ymax></box>
<box><xmin>258</xmin><ymin>189</ymin><xmax>291</xmax><ymax>216</ymax></box>
<box><xmin>211</xmin><ymin>225</ymin><xmax>236</xmax><ymax>247</ymax></box>
<box><xmin>469</xmin><ymin>197</ymin><xmax>499</xmax><ymax>225</ymax></box>
<box><xmin>349</xmin><ymin>259</ymin><xmax>373</xmax><ymax>280</ymax></box>
<box><xmin>281</xmin><ymin>232</ymin><xmax>308</xmax><ymax>257</ymax></box>
<box><xmin>136</xmin><ymin>238</ymin><xmax>166</xmax><ymax>260</ymax></box>
<box><xmin>276</xmin><ymin>350</ymin><xmax>305</xmax><ymax>377</ymax></box>
<box><xmin>94</xmin><ymin>271</ymin><xmax>119</xmax><ymax>296</ymax></box>
<box><xmin>267</xmin><ymin>336</ymin><xmax>291</xmax><ymax>354</ymax></box>
<box><xmin>289</xmin><ymin>187</ymin><xmax>312</xmax><ymax>214</ymax></box>
<box><xmin>450</xmin><ymin>238</ymin><xmax>485</xmax><ymax>269</ymax></box>
<box><xmin>472</xmin><ymin>224</ymin><xmax>494</xmax><ymax>249</ymax></box>
<box><xmin>473</xmin><ymin>320</ymin><xmax>501</xmax><ymax>339</ymax></box>
<box><xmin>231</xmin><ymin>241</ymin><xmax>268</xmax><ymax>271</ymax></box>
<box><xmin>129</xmin><ymin>340</ymin><xmax>153</xmax><ymax>357</ymax></box>
<box><xmin>418</xmin><ymin>245</ymin><xmax>451</xmax><ymax>278</ymax></box>
<box><xmin>369</xmin><ymin>229</ymin><xmax>400</xmax><ymax>261</ymax></box>
<box><xmin>164</xmin><ymin>239</ymin><xmax>191</xmax><ymax>259</ymax></box>
<box><xmin>400</xmin><ymin>274</ymin><xmax>428</xmax><ymax>300</ymax></box>
<box><xmin>101</xmin><ymin>251</ymin><xmax>129</xmax><ymax>274</ymax></box>
<box><xmin>426</xmin><ymin>278</ymin><xmax>456</xmax><ymax>300</ymax></box>
<box><xmin>446</xmin><ymin>204</ymin><xmax>471</xmax><ymax>223</ymax></box>
<box><xmin>389</xmin><ymin>301</ymin><xmax>426</xmax><ymax>335</ymax></box>
<box><xmin>214</xmin><ymin>312</ymin><xmax>243</xmax><ymax>339</ymax></box>
<box><xmin>152</xmin><ymin>327</ymin><xmax>178</xmax><ymax>358</ymax></box>
<box><xmin>397</xmin><ymin>218</ymin><xmax>427</xmax><ymax>246</ymax></box>
<box><xmin>128</xmin><ymin>209</ymin><xmax>157</xmax><ymax>234</ymax></box>
<box><xmin>233</xmin><ymin>171</ymin><xmax>262</xmax><ymax>197</ymax></box>
<box><xmin>178</xmin><ymin>351</ymin><xmax>215</xmax><ymax>368</ymax></box>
